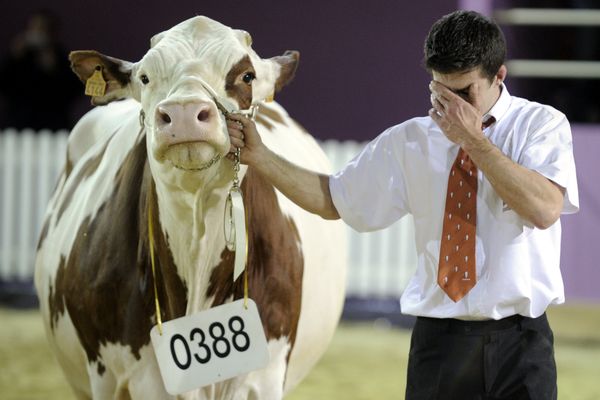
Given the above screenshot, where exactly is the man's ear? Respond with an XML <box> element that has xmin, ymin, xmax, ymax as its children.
<box><xmin>270</xmin><ymin>50</ymin><xmax>300</xmax><ymax>93</ymax></box>
<box><xmin>495</xmin><ymin>64</ymin><xmax>507</xmax><ymax>86</ymax></box>
<box><xmin>70</xmin><ymin>50</ymin><xmax>134</xmax><ymax>105</ymax></box>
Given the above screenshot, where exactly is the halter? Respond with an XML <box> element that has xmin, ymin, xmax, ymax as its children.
<box><xmin>196</xmin><ymin>78</ymin><xmax>259</xmax><ymax>120</ymax></box>
<box><xmin>139</xmin><ymin>78</ymin><xmax>258</xmax><ymax>124</ymax></box>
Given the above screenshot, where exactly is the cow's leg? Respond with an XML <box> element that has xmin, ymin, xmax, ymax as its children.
<box><xmin>87</xmin><ymin>361</ymin><xmax>117</xmax><ymax>400</ymax></box>
<box><xmin>127</xmin><ymin>367</ymin><xmax>173</xmax><ymax>400</ymax></box>
<box><xmin>50</xmin><ymin>343</ymin><xmax>93</xmax><ymax>400</ymax></box>
<box><xmin>126</xmin><ymin>348</ymin><xmax>174</xmax><ymax>400</ymax></box>
<box><xmin>69</xmin><ymin>387</ymin><xmax>93</xmax><ymax>400</ymax></box>
<box><xmin>41</xmin><ymin>312</ymin><xmax>93</xmax><ymax>399</ymax></box>
<box><xmin>231</xmin><ymin>338</ymin><xmax>290</xmax><ymax>400</ymax></box>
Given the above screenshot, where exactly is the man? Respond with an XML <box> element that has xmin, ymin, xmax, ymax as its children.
<box><xmin>227</xmin><ymin>10</ymin><xmax>578</xmax><ymax>400</ymax></box>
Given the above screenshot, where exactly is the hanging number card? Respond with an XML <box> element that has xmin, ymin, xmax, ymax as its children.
<box><xmin>150</xmin><ymin>299</ymin><xmax>269</xmax><ymax>395</ymax></box>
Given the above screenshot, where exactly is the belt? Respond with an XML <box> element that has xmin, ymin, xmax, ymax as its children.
<box><xmin>416</xmin><ymin>313</ymin><xmax>546</xmax><ymax>335</ymax></box>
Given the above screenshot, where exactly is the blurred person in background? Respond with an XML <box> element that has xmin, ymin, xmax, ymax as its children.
<box><xmin>0</xmin><ymin>9</ymin><xmax>81</xmax><ymax>131</ymax></box>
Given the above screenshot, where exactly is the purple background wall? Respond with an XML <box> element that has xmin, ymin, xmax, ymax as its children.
<box><xmin>562</xmin><ymin>125</ymin><xmax>600</xmax><ymax>302</ymax></box>
<box><xmin>1</xmin><ymin>1</ymin><xmax>598</xmax><ymax>302</ymax></box>
<box><xmin>2</xmin><ymin>0</ymin><xmax>456</xmax><ymax>140</ymax></box>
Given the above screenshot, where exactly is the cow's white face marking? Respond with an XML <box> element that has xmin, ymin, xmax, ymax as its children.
<box><xmin>130</xmin><ymin>17</ymin><xmax>278</xmax><ymax>177</ymax></box>
<box><xmin>137</xmin><ymin>22</ymin><xmax>241</xmax><ymax>173</ymax></box>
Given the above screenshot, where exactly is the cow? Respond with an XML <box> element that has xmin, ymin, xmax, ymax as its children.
<box><xmin>34</xmin><ymin>16</ymin><xmax>347</xmax><ymax>400</ymax></box>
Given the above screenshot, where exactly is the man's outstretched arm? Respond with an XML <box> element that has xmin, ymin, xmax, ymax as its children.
<box><xmin>226</xmin><ymin>114</ymin><xmax>340</xmax><ymax>220</ymax></box>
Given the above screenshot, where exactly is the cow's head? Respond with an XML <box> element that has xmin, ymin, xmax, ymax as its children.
<box><xmin>70</xmin><ymin>16</ymin><xmax>298</xmax><ymax>181</ymax></box>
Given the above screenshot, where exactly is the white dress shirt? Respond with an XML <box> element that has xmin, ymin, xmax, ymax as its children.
<box><xmin>329</xmin><ymin>84</ymin><xmax>579</xmax><ymax>320</ymax></box>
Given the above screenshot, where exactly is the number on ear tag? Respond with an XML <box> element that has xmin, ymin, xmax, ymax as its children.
<box><xmin>85</xmin><ymin>66</ymin><xmax>106</xmax><ymax>97</ymax></box>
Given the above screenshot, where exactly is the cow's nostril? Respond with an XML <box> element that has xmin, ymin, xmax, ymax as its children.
<box><xmin>197</xmin><ymin>109</ymin><xmax>210</xmax><ymax>122</ymax></box>
<box><xmin>160</xmin><ymin>111</ymin><xmax>172</xmax><ymax>124</ymax></box>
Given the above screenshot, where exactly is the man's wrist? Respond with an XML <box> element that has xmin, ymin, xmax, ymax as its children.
<box><xmin>244</xmin><ymin>143</ymin><xmax>270</xmax><ymax>168</ymax></box>
<box><xmin>462</xmin><ymin>134</ymin><xmax>494</xmax><ymax>159</ymax></box>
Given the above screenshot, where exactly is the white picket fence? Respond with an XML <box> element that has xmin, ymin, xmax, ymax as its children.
<box><xmin>0</xmin><ymin>130</ymin><xmax>417</xmax><ymax>298</ymax></box>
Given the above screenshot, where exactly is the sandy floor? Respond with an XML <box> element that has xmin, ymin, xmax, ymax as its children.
<box><xmin>1</xmin><ymin>303</ymin><xmax>599</xmax><ymax>400</ymax></box>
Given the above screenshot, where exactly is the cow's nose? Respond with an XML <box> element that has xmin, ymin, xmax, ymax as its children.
<box><xmin>156</xmin><ymin>101</ymin><xmax>215</xmax><ymax>130</ymax></box>
<box><xmin>154</xmin><ymin>100</ymin><xmax>222</xmax><ymax>148</ymax></box>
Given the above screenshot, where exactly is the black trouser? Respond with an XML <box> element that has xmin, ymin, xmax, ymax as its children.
<box><xmin>405</xmin><ymin>313</ymin><xmax>557</xmax><ymax>400</ymax></box>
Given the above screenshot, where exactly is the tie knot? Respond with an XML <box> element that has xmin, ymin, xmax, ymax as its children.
<box><xmin>481</xmin><ymin>116</ymin><xmax>496</xmax><ymax>130</ymax></box>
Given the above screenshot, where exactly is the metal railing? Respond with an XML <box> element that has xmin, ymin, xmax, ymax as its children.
<box><xmin>495</xmin><ymin>7</ymin><xmax>600</xmax><ymax>79</ymax></box>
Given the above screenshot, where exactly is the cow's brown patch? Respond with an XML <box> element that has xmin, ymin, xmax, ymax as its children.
<box><xmin>48</xmin><ymin>255</ymin><xmax>67</xmax><ymax>330</ymax></box>
<box><xmin>70</xmin><ymin>50</ymin><xmax>133</xmax><ymax>105</ymax></box>
<box><xmin>55</xmin><ymin>138</ymin><xmax>111</xmax><ymax>224</ymax></box>
<box><xmin>48</xmin><ymin>133</ymin><xmax>187</xmax><ymax>367</ymax></box>
<box><xmin>65</xmin><ymin>154</ymin><xmax>74</xmax><ymax>178</ymax></box>
<box><xmin>207</xmin><ymin>167</ymin><xmax>304</xmax><ymax>351</ymax></box>
<box><xmin>255</xmin><ymin>103</ymin><xmax>288</xmax><ymax>132</ymax></box>
<box><xmin>254</xmin><ymin>114</ymin><xmax>275</xmax><ymax>131</ymax></box>
<box><xmin>97</xmin><ymin>362</ymin><xmax>106</xmax><ymax>376</ymax></box>
<box><xmin>36</xmin><ymin>217</ymin><xmax>51</xmax><ymax>251</ymax></box>
<box><xmin>271</xmin><ymin>50</ymin><xmax>300</xmax><ymax>93</ymax></box>
<box><xmin>70</xmin><ymin>50</ymin><xmax>131</xmax><ymax>89</ymax></box>
<box><xmin>225</xmin><ymin>55</ymin><xmax>254</xmax><ymax>110</ymax></box>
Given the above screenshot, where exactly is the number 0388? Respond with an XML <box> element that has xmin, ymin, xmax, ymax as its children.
<box><xmin>169</xmin><ymin>316</ymin><xmax>250</xmax><ymax>370</ymax></box>
<box><xmin>151</xmin><ymin>298</ymin><xmax>269</xmax><ymax>394</ymax></box>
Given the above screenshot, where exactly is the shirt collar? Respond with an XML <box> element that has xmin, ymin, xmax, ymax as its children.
<box><xmin>483</xmin><ymin>83</ymin><xmax>510</xmax><ymax>124</ymax></box>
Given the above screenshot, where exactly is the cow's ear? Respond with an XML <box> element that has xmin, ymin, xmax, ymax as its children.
<box><xmin>70</xmin><ymin>50</ymin><xmax>134</xmax><ymax>105</ymax></box>
<box><xmin>271</xmin><ymin>50</ymin><xmax>300</xmax><ymax>92</ymax></box>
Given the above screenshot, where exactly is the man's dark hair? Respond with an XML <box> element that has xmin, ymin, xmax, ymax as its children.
<box><xmin>424</xmin><ymin>10</ymin><xmax>506</xmax><ymax>81</ymax></box>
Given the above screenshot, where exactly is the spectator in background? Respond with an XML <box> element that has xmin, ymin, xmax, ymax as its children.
<box><xmin>0</xmin><ymin>9</ymin><xmax>81</xmax><ymax>131</ymax></box>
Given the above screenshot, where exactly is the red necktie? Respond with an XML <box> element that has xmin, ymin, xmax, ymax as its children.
<box><xmin>438</xmin><ymin>119</ymin><xmax>494</xmax><ymax>302</ymax></box>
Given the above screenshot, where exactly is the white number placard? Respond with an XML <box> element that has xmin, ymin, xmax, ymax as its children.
<box><xmin>150</xmin><ymin>299</ymin><xmax>269</xmax><ymax>395</ymax></box>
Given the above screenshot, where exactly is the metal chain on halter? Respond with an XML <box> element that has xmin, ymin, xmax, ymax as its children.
<box><xmin>232</xmin><ymin>147</ymin><xmax>241</xmax><ymax>189</ymax></box>
<box><xmin>224</xmin><ymin>131</ymin><xmax>249</xmax><ymax>308</ymax></box>
<box><xmin>224</xmin><ymin>147</ymin><xmax>239</xmax><ymax>252</ymax></box>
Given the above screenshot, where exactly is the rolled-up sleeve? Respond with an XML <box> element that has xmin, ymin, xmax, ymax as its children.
<box><xmin>329</xmin><ymin>127</ymin><xmax>409</xmax><ymax>232</ymax></box>
<box><xmin>518</xmin><ymin>109</ymin><xmax>579</xmax><ymax>214</ymax></box>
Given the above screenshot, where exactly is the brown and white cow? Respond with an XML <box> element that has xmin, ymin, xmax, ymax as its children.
<box><xmin>34</xmin><ymin>16</ymin><xmax>346</xmax><ymax>399</ymax></box>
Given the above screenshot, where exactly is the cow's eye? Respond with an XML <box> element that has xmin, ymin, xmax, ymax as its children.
<box><xmin>242</xmin><ymin>72</ymin><xmax>256</xmax><ymax>84</ymax></box>
<box><xmin>140</xmin><ymin>74</ymin><xmax>150</xmax><ymax>85</ymax></box>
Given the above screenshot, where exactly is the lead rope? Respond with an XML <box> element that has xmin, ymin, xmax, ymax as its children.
<box><xmin>148</xmin><ymin>200</ymin><xmax>163</xmax><ymax>335</ymax></box>
<box><xmin>142</xmin><ymin>111</ymin><xmax>163</xmax><ymax>336</ymax></box>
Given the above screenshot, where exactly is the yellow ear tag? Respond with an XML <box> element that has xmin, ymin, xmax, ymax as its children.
<box><xmin>266</xmin><ymin>93</ymin><xmax>275</xmax><ymax>103</ymax></box>
<box><xmin>85</xmin><ymin>66</ymin><xmax>106</xmax><ymax>97</ymax></box>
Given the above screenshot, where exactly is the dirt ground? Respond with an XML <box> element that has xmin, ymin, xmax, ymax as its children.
<box><xmin>1</xmin><ymin>303</ymin><xmax>599</xmax><ymax>400</ymax></box>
